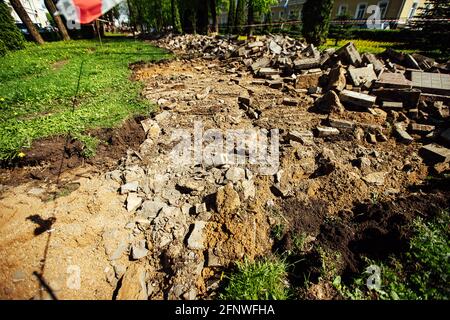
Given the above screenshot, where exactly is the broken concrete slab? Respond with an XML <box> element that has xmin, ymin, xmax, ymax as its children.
<box><xmin>328</xmin><ymin>117</ymin><xmax>355</xmax><ymax>129</ymax></box>
<box><xmin>409</xmin><ymin>123</ymin><xmax>435</xmax><ymax>134</ymax></box>
<box><xmin>293</xmin><ymin>57</ymin><xmax>320</xmax><ymax>70</ymax></box>
<box><xmin>372</xmin><ymin>88</ymin><xmax>421</xmax><ymax>109</ymax></box>
<box><xmin>375</xmin><ymin>72</ymin><xmax>412</xmax><ymax>89</ymax></box>
<box><xmin>339</xmin><ymin>89</ymin><xmax>376</xmax><ymax>108</ymax></box>
<box><xmin>410</xmin><ymin>71</ymin><xmax>450</xmax><ymax>96</ymax></box>
<box><xmin>286</xmin><ymin>130</ymin><xmax>314</xmax><ymax>144</ymax></box>
<box><xmin>419</xmin><ymin>144</ymin><xmax>450</xmax><ymax>164</ymax></box>
<box><xmin>258</xmin><ymin>67</ymin><xmax>279</xmax><ymax>77</ymax></box>
<box><xmin>316</xmin><ymin>126</ymin><xmax>340</xmax><ymax>137</ymax></box>
<box><xmin>362</xmin><ymin>53</ymin><xmax>384</xmax><ymax>74</ymax></box>
<box><xmin>335</xmin><ymin>42</ymin><xmax>362</xmax><ymax>66</ymax></box>
<box><xmin>348</xmin><ymin>65</ymin><xmax>377</xmax><ymax>87</ymax></box>
<box><xmin>394</xmin><ymin>123</ymin><xmax>414</xmax><ymax>144</ymax></box>
<box><xmin>381</xmin><ymin>101</ymin><xmax>404</xmax><ymax>110</ymax></box>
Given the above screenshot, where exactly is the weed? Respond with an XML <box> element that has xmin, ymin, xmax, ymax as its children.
<box><xmin>271</xmin><ymin>224</ymin><xmax>285</xmax><ymax>241</ymax></box>
<box><xmin>220</xmin><ymin>257</ymin><xmax>290</xmax><ymax>300</ymax></box>
<box><xmin>333</xmin><ymin>209</ymin><xmax>450</xmax><ymax>300</ymax></box>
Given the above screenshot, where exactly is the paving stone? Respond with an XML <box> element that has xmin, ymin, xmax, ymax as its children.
<box><xmin>339</xmin><ymin>90</ymin><xmax>376</xmax><ymax>108</ymax></box>
<box><xmin>420</xmin><ymin>144</ymin><xmax>450</xmax><ymax>164</ymax></box>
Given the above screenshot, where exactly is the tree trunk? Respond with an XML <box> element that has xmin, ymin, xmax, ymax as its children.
<box><xmin>234</xmin><ymin>0</ymin><xmax>245</xmax><ymax>35</ymax></box>
<box><xmin>44</xmin><ymin>0</ymin><xmax>70</xmax><ymax>41</ymax></box>
<box><xmin>171</xmin><ymin>0</ymin><xmax>175</xmax><ymax>29</ymax></box>
<box><xmin>196</xmin><ymin>0</ymin><xmax>208</xmax><ymax>34</ymax></box>
<box><xmin>209</xmin><ymin>0</ymin><xmax>218</xmax><ymax>33</ymax></box>
<box><xmin>247</xmin><ymin>0</ymin><xmax>254</xmax><ymax>36</ymax></box>
<box><xmin>227</xmin><ymin>0</ymin><xmax>236</xmax><ymax>34</ymax></box>
<box><xmin>9</xmin><ymin>0</ymin><xmax>44</xmax><ymax>44</ymax></box>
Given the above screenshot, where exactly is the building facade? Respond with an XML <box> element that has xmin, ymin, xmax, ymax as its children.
<box><xmin>219</xmin><ymin>0</ymin><xmax>426</xmax><ymax>27</ymax></box>
<box><xmin>5</xmin><ymin>0</ymin><xmax>49</xmax><ymax>27</ymax></box>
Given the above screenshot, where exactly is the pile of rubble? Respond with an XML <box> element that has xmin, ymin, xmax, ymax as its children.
<box><xmin>99</xmin><ymin>35</ymin><xmax>450</xmax><ymax>300</ymax></box>
<box><xmin>156</xmin><ymin>34</ymin><xmax>450</xmax><ymax>170</ymax></box>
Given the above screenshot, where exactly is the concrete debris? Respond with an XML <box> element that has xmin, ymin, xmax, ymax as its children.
<box><xmin>216</xmin><ymin>183</ymin><xmax>241</xmax><ymax>215</ymax></box>
<box><xmin>420</xmin><ymin>144</ymin><xmax>450</xmax><ymax>164</ymax></box>
<box><xmin>339</xmin><ymin>90</ymin><xmax>376</xmax><ymax>108</ymax></box>
<box><xmin>131</xmin><ymin>240</ymin><xmax>149</xmax><ymax>260</ymax></box>
<box><xmin>187</xmin><ymin>221</ymin><xmax>207</xmax><ymax>250</ymax></box>
<box><xmin>315</xmin><ymin>90</ymin><xmax>345</xmax><ymax>114</ymax></box>
<box><xmin>126</xmin><ymin>193</ymin><xmax>143</xmax><ymax>212</ymax></box>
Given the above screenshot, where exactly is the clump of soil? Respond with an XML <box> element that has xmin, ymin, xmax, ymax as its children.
<box><xmin>277</xmin><ymin>190</ymin><xmax>450</xmax><ymax>295</ymax></box>
<box><xmin>0</xmin><ymin>116</ymin><xmax>146</xmax><ymax>186</ymax></box>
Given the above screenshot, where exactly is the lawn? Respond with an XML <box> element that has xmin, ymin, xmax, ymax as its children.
<box><xmin>0</xmin><ymin>37</ymin><xmax>169</xmax><ymax>160</ymax></box>
<box><xmin>320</xmin><ymin>39</ymin><xmax>415</xmax><ymax>55</ymax></box>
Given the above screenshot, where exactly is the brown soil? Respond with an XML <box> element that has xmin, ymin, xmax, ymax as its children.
<box><xmin>0</xmin><ymin>117</ymin><xmax>146</xmax><ymax>186</ymax></box>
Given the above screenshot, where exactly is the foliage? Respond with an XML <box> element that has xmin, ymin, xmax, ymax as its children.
<box><xmin>234</xmin><ymin>0</ymin><xmax>246</xmax><ymax>34</ymax></box>
<box><xmin>227</xmin><ymin>0</ymin><xmax>236</xmax><ymax>33</ymax></box>
<box><xmin>333</xmin><ymin>210</ymin><xmax>450</xmax><ymax>300</ymax></box>
<box><xmin>220</xmin><ymin>257</ymin><xmax>290</xmax><ymax>300</ymax></box>
<box><xmin>301</xmin><ymin>0</ymin><xmax>334</xmax><ymax>45</ymax></box>
<box><xmin>329</xmin><ymin>14</ymin><xmax>352</xmax><ymax>46</ymax></box>
<box><xmin>0</xmin><ymin>1</ymin><xmax>25</xmax><ymax>55</ymax></box>
<box><xmin>0</xmin><ymin>38</ymin><xmax>169</xmax><ymax>160</ymax></box>
<box><xmin>411</xmin><ymin>0</ymin><xmax>450</xmax><ymax>53</ymax></box>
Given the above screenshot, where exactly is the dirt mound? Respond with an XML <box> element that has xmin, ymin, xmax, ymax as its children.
<box><xmin>0</xmin><ymin>117</ymin><xmax>146</xmax><ymax>186</ymax></box>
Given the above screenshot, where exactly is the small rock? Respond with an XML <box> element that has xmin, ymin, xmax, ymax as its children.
<box><xmin>120</xmin><ymin>181</ymin><xmax>139</xmax><ymax>194</ymax></box>
<box><xmin>316</xmin><ymin>126</ymin><xmax>340</xmax><ymax>137</ymax></box>
<box><xmin>187</xmin><ymin>221</ymin><xmax>207</xmax><ymax>250</ymax></box>
<box><xmin>131</xmin><ymin>240</ymin><xmax>148</xmax><ymax>260</ymax></box>
<box><xmin>363</xmin><ymin>172</ymin><xmax>387</xmax><ymax>186</ymax></box>
<box><xmin>242</xmin><ymin>180</ymin><xmax>256</xmax><ymax>200</ymax></box>
<box><xmin>225</xmin><ymin>167</ymin><xmax>245</xmax><ymax>183</ymax></box>
<box><xmin>126</xmin><ymin>193</ymin><xmax>143</xmax><ymax>212</ymax></box>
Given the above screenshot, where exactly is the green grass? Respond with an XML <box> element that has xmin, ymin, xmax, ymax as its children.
<box><xmin>333</xmin><ymin>209</ymin><xmax>450</xmax><ymax>300</ymax></box>
<box><xmin>0</xmin><ymin>37</ymin><xmax>170</xmax><ymax>160</ymax></box>
<box><xmin>320</xmin><ymin>39</ymin><xmax>415</xmax><ymax>55</ymax></box>
<box><xmin>220</xmin><ymin>257</ymin><xmax>290</xmax><ymax>300</ymax></box>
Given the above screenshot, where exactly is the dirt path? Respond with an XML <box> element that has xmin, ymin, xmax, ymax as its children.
<box><xmin>0</xmin><ymin>56</ymin><xmax>446</xmax><ymax>300</ymax></box>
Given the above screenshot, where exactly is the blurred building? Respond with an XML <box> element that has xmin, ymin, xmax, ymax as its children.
<box><xmin>5</xmin><ymin>0</ymin><xmax>49</xmax><ymax>28</ymax></box>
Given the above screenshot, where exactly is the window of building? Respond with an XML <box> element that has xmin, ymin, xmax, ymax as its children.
<box><xmin>355</xmin><ymin>3</ymin><xmax>367</xmax><ymax>20</ymax></box>
<box><xmin>338</xmin><ymin>4</ymin><xmax>348</xmax><ymax>16</ymax></box>
<box><xmin>409</xmin><ymin>2</ymin><xmax>419</xmax><ymax>18</ymax></box>
<box><xmin>279</xmin><ymin>11</ymin><xmax>284</xmax><ymax>19</ymax></box>
<box><xmin>378</xmin><ymin>1</ymin><xmax>389</xmax><ymax>18</ymax></box>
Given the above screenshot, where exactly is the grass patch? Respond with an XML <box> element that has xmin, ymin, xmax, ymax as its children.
<box><xmin>220</xmin><ymin>257</ymin><xmax>290</xmax><ymax>300</ymax></box>
<box><xmin>0</xmin><ymin>37</ymin><xmax>170</xmax><ymax>160</ymax></box>
<box><xmin>320</xmin><ymin>39</ymin><xmax>414</xmax><ymax>55</ymax></box>
<box><xmin>333</xmin><ymin>209</ymin><xmax>450</xmax><ymax>300</ymax></box>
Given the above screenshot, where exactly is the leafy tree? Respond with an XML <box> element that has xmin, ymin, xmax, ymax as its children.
<box><xmin>234</xmin><ymin>0</ymin><xmax>245</xmax><ymax>34</ymax></box>
<box><xmin>0</xmin><ymin>0</ymin><xmax>25</xmax><ymax>55</ymax></box>
<box><xmin>329</xmin><ymin>14</ymin><xmax>352</xmax><ymax>46</ymax></box>
<box><xmin>412</xmin><ymin>0</ymin><xmax>450</xmax><ymax>53</ymax></box>
<box><xmin>227</xmin><ymin>0</ymin><xmax>236</xmax><ymax>33</ymax></box>
<box><xmin>301</xmin><ymin>0</ymin><xmax>334</xmax><ymax>45</ymax></box>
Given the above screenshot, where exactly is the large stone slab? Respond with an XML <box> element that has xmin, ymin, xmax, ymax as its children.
<box><xmin>410</xmin><ymin>71</ymin><xmax>450</xmax><ymax>96</ymax></box>
<box><xmin>339</xmin><ymin>89</ymin><xmax>376</xmax><ymax>108</ymax></box>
